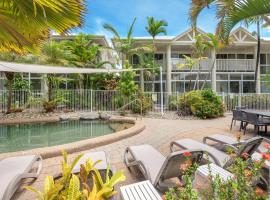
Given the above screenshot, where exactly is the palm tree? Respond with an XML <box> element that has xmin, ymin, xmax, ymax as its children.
<box><xmin>103</xmin><ymin>18</ymin><xmax>151</xmax><ymax>68</ymax></box>
<box><xmin>0</xmin><ymin>0</ymin><xmax>85</xmax><ymax>53</ymax></box>
<box><xmin>1</xmin><ymin>0</ymin><xmax>85</xmax><ymax>113</ymax></box>
<box><xmin>145</xmin><ymin>17</ymin><xmax>168</xmax><ymax>92</ymax></box>
<box><xmin>200</xmin><ymin>33</ymin><xmax>222</xmax><ymax>90</ymax></box>
<box><xmin>66</xmin><ymin>33</ymin><xmax>113</xmax><ymax>89</ymax></box>
<box><xmin>40</xmin><ymin>41</ymin><xmax>71</xmax><ymax>101</ymax></box>
<box><xmin>134</xmin><ymin>53</ymin><xmax>156</xmax><ymax>91</ymax></box>
<box><xmin>189</xmin><ymin>0</ymin><xmax>270</xmax><ymax>93</ymax></box>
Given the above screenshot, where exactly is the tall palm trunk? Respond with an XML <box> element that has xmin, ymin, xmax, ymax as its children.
<box><xmin>4</xmin><ymin>72</ymin><xmax>14</xmax><ymax>113</ymax></box>
<box><xmin>255</xmin><ymin>21</ymin><xmax>261</xmax><ymax>93</ymax></box>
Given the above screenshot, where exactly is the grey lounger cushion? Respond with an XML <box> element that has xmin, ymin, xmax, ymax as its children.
<box><xmin>72</xmin><ymin>151</ymin><xmax>109</xmax><ymax>174</ymax></box>
<box><xmin>125</xmin><ymin>145</ymin><xmax>166</xmax><ymax>184</ymax></box>
<box><xmin>0</xmin><ymin>155</ymin><xmax>42</xmax><ymax>200</ymax></box>
<box><xmin>171</xmin><ymin>138</ymin><xmax>230</xmax><ymax>167</ymax></box>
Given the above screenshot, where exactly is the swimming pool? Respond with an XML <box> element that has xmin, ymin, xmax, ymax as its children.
<box><xmin>0</xmin><ymin>120</ymin><xmax>133</xmax><ymax>153</ymax></box>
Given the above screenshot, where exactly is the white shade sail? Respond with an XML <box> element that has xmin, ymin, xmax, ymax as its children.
<box><xmin>0</xmin><ymin>61</ymin><xmax>136</xmax><ymax>74</ymax></box>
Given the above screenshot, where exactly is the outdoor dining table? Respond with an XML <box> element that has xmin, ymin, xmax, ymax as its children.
<box><xmin>242</xmin><ymin>109</ymin><xmax>270</xmax><ymax>118</ymax></box>
<box><xmin>240</xmin><ymin>109</ymin><xmax>270</xmax><ymax>135</ymax></box>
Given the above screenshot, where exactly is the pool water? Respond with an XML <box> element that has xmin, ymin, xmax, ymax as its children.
<box><xmin>0</xmin><ymin>120</ymin><xmax>133</xmax><ymax>153</ymax></box>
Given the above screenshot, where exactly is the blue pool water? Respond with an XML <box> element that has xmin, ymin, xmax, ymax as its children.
<box><xmin>0</xmin><ymin>120</ymin><xmax>132</xmax><ymax>153</ymax></box>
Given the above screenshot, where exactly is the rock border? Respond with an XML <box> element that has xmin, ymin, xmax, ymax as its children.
<box><xmin>0</xmin><ymin>117</ymin><xmax>145</xmax><ymax>159</ymax></box>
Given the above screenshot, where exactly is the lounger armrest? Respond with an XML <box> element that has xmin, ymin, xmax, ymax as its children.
<box><xmin>127</xmin><ymin>159</ymin><xmax>152</xmax><ymax>181</ymax></box>
<box><xmin>22</xmin><ymin>156</ymin><xmax>43</xmax><ymax>178</ymax></box>
<box><xmin>124</xmin><ymin>148</ymin><xmax>152</xmax><ymax>181</ymax></box>
<box><xmin>203</xmin><ymin>136</ymin><xmax>214</xmax><ymax>144</ymax></box>
<box><xmin>170</xmin><ymin>141</ymin><xmax>180</xmax><ymax>152</ymax></box>
<box><xmin>262</xmin><ymin>137</ymin><xmax>270</xmax><ymax>144</ymax></box>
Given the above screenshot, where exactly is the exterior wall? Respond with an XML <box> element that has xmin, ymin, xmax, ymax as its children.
<box><xmin>133</xmin><ymin>43</ymin><xmax>270</xmax><ymax>94</ymax></box>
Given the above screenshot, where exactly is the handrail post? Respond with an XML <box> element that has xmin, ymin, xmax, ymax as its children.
<box><xmin>90</xmin><ymin>89</ymin><xmax>93</xmax><ymax>112</ymax></box>
<box><xmin>160</xmin><ymin>66</ymin><xmax>164</xmax><ymax>116</ymax></box>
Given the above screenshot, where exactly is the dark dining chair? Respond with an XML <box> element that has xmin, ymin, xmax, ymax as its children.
<box><xmin>231</xmin><ymin>109</ymin><xmax>245</xmax><ymax>131</ymax></box>
<box><xmin>243</xmin><ymin>112</ymin><xmax>270</xmax><ymax>135</ymax></box>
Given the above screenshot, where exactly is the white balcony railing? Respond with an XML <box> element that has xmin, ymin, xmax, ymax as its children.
<box><xmin>171</xmin><ymin>58</ymin><xmax>255</xmax><ymax>72</ymax></box>
<box><xmin>216</xmin><ymin>59</ymin><xmax>255</xmax><ymax>71</ymax></box>
<box><xmin>172</xmin><ymin>58</ymin><xmax>212</xmax><ymax>71</ymax></box>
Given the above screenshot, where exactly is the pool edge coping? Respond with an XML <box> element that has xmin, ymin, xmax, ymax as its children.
<box><xmin>0</xmin><ymin>116</ymin><xmax>145</xmax><ymax>159</ymax></box>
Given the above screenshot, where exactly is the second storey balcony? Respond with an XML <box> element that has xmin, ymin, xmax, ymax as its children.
<box><xmin>171</xmin><ymin>58</ymin><xmax>255</xmax><ymax>72</ymax></box>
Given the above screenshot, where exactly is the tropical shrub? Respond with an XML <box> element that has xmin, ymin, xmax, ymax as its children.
<box><xmin>178</xmin><ymin>89</ymin><xmax>224</xmax><ymax>119</ymax></box>
<box><xmin>131</xmin><ymin>91</ymin><xmax>153</xmax><ymax>115</ymax></box>
<box><xmin>43</xmin><ymin>91</ymin><xmax>69</xmax><ymax>112</ymax></box>
<box><xmin>26</xmin><ymin>151</ymin><xmax>126</xmax><ymax>200</ymax></box>
<box><xmin>12</xmin><ymin>73</ymin><xmax>30</xmax><ymax>90</ymax></box>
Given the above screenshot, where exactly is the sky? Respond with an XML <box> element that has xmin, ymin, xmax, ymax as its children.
<box><xmin>76</xmin><ymin>0</ymin><xmax>270</xmax><ymax>39</ymax></box>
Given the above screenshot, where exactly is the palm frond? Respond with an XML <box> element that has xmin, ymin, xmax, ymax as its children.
<box><xmin>127</xmin><ymin>18</ymin><xmax>137</xmax><ymax>40</ymax></box>
<box><xmin>217</xmin><ymin>0</ymin><xmax>270</xmax><ymax>41</ymax></box>
<box><xmin>0</xmin><ymin>0</ymin><xmax>85</xmax><ymax>53</ymax></box>
<box><xmin>103</xmin><ymin>23</ymin><xmax>120</xmax><ymax>39</ymax></box>
<box><xmin>189</xmin><ymin>0</ymin><xmax>215</xmax><ymax>27</ymax></box>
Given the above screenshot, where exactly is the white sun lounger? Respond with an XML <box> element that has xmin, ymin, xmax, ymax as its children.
<box><xmin>0</xmin><ymin>155</ymin><xmax>42</xmax><ymax>200</ymax></box>
<box><xmin>170</xmin><ymin>137</ymin><xmax>263</xmax><ymax>168</ymax></box>
<box><xmin>124</xmin><ymin>144</ymin><xmax>204</xmax><ymax>191</ymax></box>
<box><xmin>203</xmin><ymin>134</ymin><xmax>270</xmax><ymax>153</ymax></box>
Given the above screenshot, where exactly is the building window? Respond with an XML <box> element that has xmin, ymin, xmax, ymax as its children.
<box><xmin>260</xmin><ymin>54</ymin><xmax>267</xmax><ymax>65</ymax></box>
<box><xmin>132</xmin><ymin>54</ymin><xmax>139</xmax><ymax>64</ymax></box>
<box><xmin>155</xmin><ymin>54</ymin><xmax>163</xmax><ymax>60</ymax></box>
<box><xmin>217</xmin><ymin>74</ymin><xmax>229</xmax><ymax>80</ymax></box>
<box><xmin>171</xmin><ymin>53</ymin><xmax>179</xmax><ymax>58</ymax></box>
<box><xmin>216</xmin><ymin>54</ymin><xmax>228</xmax><ymax>59</ymax></box>
<box><xmin>228</xmin><ymin>54</ymin><xmax>236</xmax><ymax>59</ymax></box>
<box><xmin>243</xmin><ymin>82</ymin><xmax>255</xmax><ymax>93</ymax></box>
<box><xmin>237</xmin><ymin>54</ymin><xmax>245</xmax><ymax>59</ymax></box>
<box><xmin>246</xmin><ymin>54</ymin><xmax>254</xmax><ymax>59</ymax></box>
<box><xmin>179</xmin><ymin>54</ymin><xmax>191</xmax><ymax>59</ymax></box>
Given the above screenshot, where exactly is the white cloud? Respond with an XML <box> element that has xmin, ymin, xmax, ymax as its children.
<box><xmin>94</xmin><ymin>17</ymin><xmax>114</xmax><ymax>47</ymax></box>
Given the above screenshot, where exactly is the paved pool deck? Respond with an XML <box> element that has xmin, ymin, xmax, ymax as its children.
<box><xmin>11</xmin><ymin>113</ymin><xmax>255</xmax><ymax>200</ymax></box>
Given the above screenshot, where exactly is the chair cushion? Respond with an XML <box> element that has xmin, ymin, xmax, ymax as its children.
<box><xmin>129</xmin><ymin>145</ymin><xmax>165</xmax><ymax>184</ymax></box>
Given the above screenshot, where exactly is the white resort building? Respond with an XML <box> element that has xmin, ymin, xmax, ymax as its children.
<box><xmin>131</xmin><ymin>27</ymin><xmax>270</xmax><ymax>94</ymax></box>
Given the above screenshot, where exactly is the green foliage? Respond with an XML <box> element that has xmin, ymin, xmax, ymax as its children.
<box><xmin>131</xmin><ymin>91</ymin><xmax>153</xmax><ymax>115</ymax></box>
<box><xmin>145</xmin><ymin>17</ymin><xmax>168</xmax><ymax>39</ymax></box>
<box><xmin>164</xmin><ymin>148</ymin><xmax>269</xmax><ymax>200</ymax></box>
<box><xmin>117</xmin><ymin>61</ymin><xmax>137</xmax><ymax>98</ymax></box>
<box><xmin>66</xmin><ymin>33</ymin><xmax>115</xmax><ymax>89</ymax></box>
<box><xmin>12</xmin><ymin>73</ymin><xmax>30</xmax><ymax>90</ymax></box>
<box><xmin>26</xmin><ymin>150</ymin><xmax>126</xmax><ymax>200</ymax></box>
<box><xmin>41</xmin><ymin>41</ymin><xmax>71</xmax><ymax>66</ymax></box>
<box><xmin>0</xmin><ymin>0</ymin><xmax>85</xmax><ymax>53</ymax></box>
<box><xmin>178</xmin><ymin>89</ymin><xmax>224</xmax><ymax>119</ymax></box>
